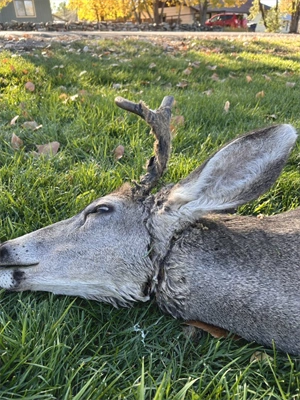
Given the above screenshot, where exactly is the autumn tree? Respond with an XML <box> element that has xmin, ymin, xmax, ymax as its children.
<box><xmin>67</xmin><ymin>0</ymin><xmax>132</xmax><ymax>22</ymax></box>
<box><xmin>0</xmin><ymin>0</ymin><xmax>12</xmax><ymax>9</ymax></box>
<box><xmin>280</xmin><ymin>0</ymin><xmax>300</xmax><ymax>33</ymax></box>
<box><xmin>249</xmin><ymin>0</ymin><xmax>281</xmax><ymax>32</ymax></box>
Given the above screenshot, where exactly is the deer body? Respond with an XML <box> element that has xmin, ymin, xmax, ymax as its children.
<box><xmin>0</xmin><ymin>96</ymin><xmax>299</xmax><ymax>354</ymax></box>
<box><xmin>156</xmin><ymin>210</ymin><xmax>300</xmax><ymax>354</ymax></box>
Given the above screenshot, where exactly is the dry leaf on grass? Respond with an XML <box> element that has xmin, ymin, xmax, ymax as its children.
<box><xmin>176</xmin><ymin>81</ymin><xmax>188</xmax><ymax>88</ymax></box>
<box><xmin>189</xmin><ymin>61</ymin><xmax>200</xmax><ymax>68</ymax></box>
<box><xmin>207</xmin><ymin>65</ymin><xmax>217</xmax><ymax>70</ymax></box>
<box><xmin>250</xmin><ymin>351</ymin><xmax>273</xmax><ymax>363</ymax></box>
<box><xmin>10</xmin><ymin>115</ymin><xmax>19</xmax><ymax>125</ymax></box>
<box><xmin>24</xmin><ymin>81</ymin><xmax>35</xmax><ymax>92</ymax></box>
<box><xmin>149</xmin><ymin>63</ymin><xmax>156</xmax><ymax>69</ymax></box>
<box><xmin>286</xmin><ymin>82</ymin><xmax>296</xmax><ymax>88</ymax></box>
<box><xmin>202</xmin><ymin>89</ymin><xmax>213</xmax><ymax>96</ymax></box>
<box><xmin>182</xmin><ymin>67</ymin><xmax>192</xmax><ymax>75</ymax></box>
<box><xmin>211</xmin><ymin>73</ymin><xmax>219</xmax><ymax>81</ymax></box>
<box><xmin>186</xmin><ymin>320</ymin><xmax>240</xmax><ymax>340</ymax></box>
<box><xmin>36</xmin><ymin>141</ymin><xmax>60</xmax><ymax>156</ymax></box>
<box><xmin>170</xmin><ymin>115</ymin><xmax>185</xmax><ymax>135</ymax></box>
<box><xmin>256</xmin><ymin>91</ymin><xmax>265</xmax><ymax>98</ymax></box>
<box><xmin>23</xmin><ymin>121</ymin><xmax>42</xmax><ymax>131</ymax></box>
<box><xmin>267</xmin><ymin>114</ymin><xmax>277</xmax><ymax>120</ymax></box>
<box><xmin>246</xmin><ymin>75</ymin><xmax>252</xmax><ymax>83</ymax></box>
<box><xmin>224</xmin><ymin>101</ymin><xmax>230</xmax><ymax>113</ymax></box>
<box><xmin>114</xmin><ymin>145</ymin><xmax>125</xmax><ymax>160</ymax></box>
<box><xmin>263</xmin><ymin>74</ymin><xmax>271</xmax><ymax>81</ymax></box>
<box><xmin>113</xmin><ymin>83</ymin><xmax>122</xmax><ymax>89</ymax></box>
<box><xmin>11</xmin><ymin>133</ymin><xmax>23</xmax><ymax>150</ymax></box>
<box><xmin>70</xmin><ymin>94</ymin><xmax>79</xmax><ymax>101</ymax></box>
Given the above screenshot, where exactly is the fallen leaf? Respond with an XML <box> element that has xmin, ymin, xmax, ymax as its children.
<box><xmin>182</xmin><ymin>67</ymin><xmax>192</xmax><ymax>75</ymax></box>
<box><xmin>23</xmin><ymin>121</ymin><xmax>42</xmax><ymax>130</ymax></box>
<box><xmin>263</xmin><ymin>74</ymin><xmax>271</xmax><ymax>81</ymax></box>
<box><xmin>211</xmin><ymin>73</ymin><xmax>219</xmax><ymax>81</ymax></box>
<box><xmin>186</xmin><ymin>320</ymin><xmax>240</xmax><ymax>340</ymax></box>
<box><xmin>246</xmin><ymin>75</ymin><xmax>252</xmax><ymax>83</ymax></box>
<box><xmin>202</xmin><ymin>89</ymin><xmax>213</xmax><ymax>96</ymax></box>
<box><xmin>170</xmin><ymin>115</ymin><xmax>185</xmax><ymax>134</ymax></box>
<box><xmin>256</xmin><ymin>91</ymin><xmax>265</xmax><ymax>98</ymax></box>
<box><xmin>286</xmin><ymin>82</ymin><xmax>296</xmax><ymax>88</ymax></box>
<box><xmin>189</xmin><ymin>61</ymin><xmax>200</xmax><ymax>68</ymax></box>
<box><xmin>176</xmin><ymin>81</ymin><xmax>188</xmax><ymax>88</ymax></box>
<box><xmin>11</xmin><ymin>133</ymin><xmax>23</xmax><ymax>150</ymax></box>
<box><xmin>207</xmin><ymin>65</ymin><xmax>217</xmax><ymax>70</ymax></box>
<box><xmin>250</xmin><ymin>351</ymin><xmax>273</xmax><ymax>363</ymax></box>
<box><xmin>70</xmin><ymin>94</ymin><xmax>79</xmax><ymax>101</ymax></box>
<box><xmin>78</xmin><ymin>90</ymin><xmax>89</xmax><ymax>96</ymax></box>
<box><xmin>267</xmin><ymin>114</ymin><xmax>277</xmax><ymax>120</ymax></box>
<box><xmin>224</xmin><ymin>101</ymin><xmax>230</xmax><ymax>113</ymax></box>
<box><xmin>24</xmin><ymin>81</ymin><xmax>35</xmax><ymax>92</ymax></box>
<box><xmin>59</xmin><ymin>93</ymin><xmax>68</xmax><ymax>101</ymax></box>
<box><xmin>114</xmin><ymin>144</ymin><xmax>125</xmax><ymax>160</ymax></box>
<box><xmin>149</xmin><ymin>63</ymin><xmax>156</xmax><ymax>69</ymax></box>
<box><xmin>10</xmin><ymin>115</ymin><xmax>19</xmax><ymax>125</ymax></box>
<box><xmin>79</xmin><ymin>70</ymin><xmax>87</xmax><ymax>77</ymax></box>
<box><xmin>36</xmin><ymin>141</ymin><xmax>60</xmax><ymax>156</ymax></box>
<box><xmin>112</xmin><ymin>83</ymin><xmax>122</xmax><ymax>89</ymax></box>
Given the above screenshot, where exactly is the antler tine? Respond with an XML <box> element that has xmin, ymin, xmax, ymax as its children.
<box><xmin>115</xmin><ymin>96</ymin><xmax>175</xmax><ymax>196</ymax></box>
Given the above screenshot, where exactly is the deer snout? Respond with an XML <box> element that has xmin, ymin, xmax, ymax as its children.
<box><xmin>0</xmin><ymin>241</ymin><xmax>39</xmax><ymax>267</ymax></box>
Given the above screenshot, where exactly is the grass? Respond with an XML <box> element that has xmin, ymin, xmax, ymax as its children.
<box><xmin>0</xmin><ymin>34</ymin><xmax>300</xmax><ymax>399</ymax></box>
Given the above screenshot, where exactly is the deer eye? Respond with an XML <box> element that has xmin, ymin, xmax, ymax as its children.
<box><xmin>86</xmin><ymin>204</ymin><xmax>114</xmax><ymax>217</ymax></box>
<box><xmin>94</xmin><ymin>204</ymin><xmax>114</xmax><ymax>214</ymax></box>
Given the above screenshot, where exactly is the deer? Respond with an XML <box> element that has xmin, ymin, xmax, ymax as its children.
<box><xmin>0</xmin><ymin>96</ymin><xmax>299</xmax><ymax>355</ymax></box>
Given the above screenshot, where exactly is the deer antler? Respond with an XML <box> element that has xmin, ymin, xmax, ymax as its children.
<box><xmin>115</xmin><ymin>96</ymin><xmax>174</xmax><ymax>195</ymax></box>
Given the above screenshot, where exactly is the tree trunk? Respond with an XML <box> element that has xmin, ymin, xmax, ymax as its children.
<box><xmin>289</xmin><ymin>1</ymin><xmax>300</xmax><ymax>33</ymax></box>
<box><xmin>153</xmin><ymin>0</ymin><xmax>160</xmax><ymax>24</ymax></box>
<box><xmin>199</xmin><ymin>0</ymin><xmax>208</xmax><ymax>25</ymax></box>
<box><xmin>259</xmin><ymin>1</ymin><xmax>268</xmax><ymax>28</ymax></box>
<box><xmin>160</xmin><ymin>0</ymin><xmax>166</xmax><ymax>22</ymax></box>
<box><xmin>177</xmin><ymin>3</ymin><xmax>182</xmax><ymax>25</ymax></box>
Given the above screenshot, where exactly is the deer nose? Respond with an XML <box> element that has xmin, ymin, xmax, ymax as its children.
<box><xmin>0</xmin><ymin>242</ymin><xmax>39</xmax><ymax>267</ymax></box>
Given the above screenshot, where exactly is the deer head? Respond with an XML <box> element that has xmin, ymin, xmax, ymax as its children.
<box><xmin>0</xmin><ymin>96</ymin><xmax>297</xmax><ymax>311</ymax></box>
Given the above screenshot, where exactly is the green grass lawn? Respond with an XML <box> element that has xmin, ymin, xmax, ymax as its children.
<box><xmin>0</xmin><ymin>34</ymin><xmax>300</xmax><ymax>399</ymax></box>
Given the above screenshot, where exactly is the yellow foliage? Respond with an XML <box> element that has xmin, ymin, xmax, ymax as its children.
<box><xmin>279</xmin><ymin>0</ymin><xmax>300</xmax><ymax>14</ymax></box>
<box><xmin>0</xmin><ymin>0</ymin><xmax>12</xmax><ymax>10</ymax></box>
<box><xmin>67</xmin><ymin>0</ymin><xmax>132</xmax><ymax>21</ymax></box>
<box><xmin>67</xmin><ymin>0</ymin><xmax>250</xmax><ymax>22</ymax></box>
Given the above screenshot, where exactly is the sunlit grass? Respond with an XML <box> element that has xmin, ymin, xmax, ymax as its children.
<box><xmin>0</xmin><ymin>35</ymin><xmax>300</xmax><ymax>399</ymax></box>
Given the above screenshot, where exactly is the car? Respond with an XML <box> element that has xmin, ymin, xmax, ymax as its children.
<box><xmin>205</xmin><ymin>13</ymin><xmax>247</xmax><ymax>29</ymax></box>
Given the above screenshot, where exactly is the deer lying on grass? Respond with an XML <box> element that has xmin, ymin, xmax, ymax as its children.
<box><xmin>0</xmin><ymin>96</ymin><xmax>299</xmax><ymax>354</ymax></box>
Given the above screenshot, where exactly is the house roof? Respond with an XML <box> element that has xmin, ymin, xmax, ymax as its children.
<box><xmin>192</xmin><ymin>0</ymin><xmax>269</xmax><ymax>14</ymax></box>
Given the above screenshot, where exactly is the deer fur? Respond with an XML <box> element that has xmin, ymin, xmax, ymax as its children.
<box><xmin>0</xmin><ymin>96</ymin><xmax>299</xmax><ymax>354</ymax></box>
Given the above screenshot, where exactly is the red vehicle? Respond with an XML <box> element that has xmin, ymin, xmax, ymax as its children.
<box><xmin>205</xmin><ymin>13</ymin><xmax>247</xmax><ymax>29</ymax></box>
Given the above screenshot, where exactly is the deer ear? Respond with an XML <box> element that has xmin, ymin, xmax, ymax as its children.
<box><xmin>164</xmin><ymin>124</ymin><xmax>297</xmax><ymax>218</ymax></box>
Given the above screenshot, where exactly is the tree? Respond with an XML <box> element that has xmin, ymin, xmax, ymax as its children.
<box><xmin>0</xmin><ymin>0</ymin><xmax>12</xmax><ymax>10</ymax></box>
<box><xmin>280</xmin><ymin>0</ymin><xmax>300</xmax><ymax>33</ymax></box>
<box><xmin>249</xmin><ymin>0</ymin><xmax>281</xmax><ymax>31</ymax></box>
<box><xmin>67</xmin><ymin>0</ymin><xmax>131</xmax><ymax>22</ymax></box>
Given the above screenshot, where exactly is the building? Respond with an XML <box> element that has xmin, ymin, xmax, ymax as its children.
<box><xmin>0</xmin><ymin>0</ymin><xmax>52</xmax><ymax>24</ymax></box>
